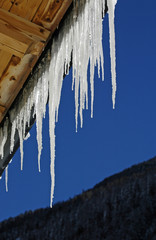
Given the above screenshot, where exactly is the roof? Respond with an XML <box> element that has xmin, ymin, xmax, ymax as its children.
<box><xmin>0</xmin><ymin>0</ymin><xmax>72</xmax><ymax>124</ymax></box>
<box><xmin>0</xmin><ymin>0</ymin><xmax>73</xmax><ymax>175</ymax></box>
<box><xmin>0</xmin><ymin>0</ymin><xmax>115</xmax><ymax>207</ymax></box>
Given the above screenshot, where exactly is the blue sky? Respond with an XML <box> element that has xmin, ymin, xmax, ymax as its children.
<box><xmin>0</xmin><ymin>0</ymin><xmax>156</xmax><ymax>221</ymax></box>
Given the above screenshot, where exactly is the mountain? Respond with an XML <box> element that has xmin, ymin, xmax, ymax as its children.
<box><xmin>1</xmin><ymin>157</ymin><xmax>156</xmax><ymax>240</ymax></box>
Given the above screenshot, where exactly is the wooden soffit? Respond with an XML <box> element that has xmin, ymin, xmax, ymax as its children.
<box><xmin>0</xmin><ymin>0</ymin><xmax>72</xmax><ymax>124</ymax></box>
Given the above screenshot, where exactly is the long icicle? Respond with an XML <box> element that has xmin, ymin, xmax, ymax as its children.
<box><xmin>107</xmin><ymin>0</ymin><xmax>117</xmax><ymax>108</ymax></box>
<box><xmin>0</xmin><ymin>0</ymin><xmax>118</xmax><ymax>207</ymax></box>
<box><xmin>5</xmin><ymin>165</ymin><xmax>8</xmax><ymax>192</ymax></box>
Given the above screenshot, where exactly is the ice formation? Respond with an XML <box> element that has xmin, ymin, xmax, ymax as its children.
<box><xmin>0</xmin><ymin>119</ymin><xmax>8</xmax><ymax>159</ymax></box>
<box><xmin>5</xmin><ymin>166</ymin><xmax>8</xmax><ymax>192</ymax></box>
<box><xmin>0</xmin><ymin>0</ymin><xmax>117</xmax><ymax>207</ymax></box>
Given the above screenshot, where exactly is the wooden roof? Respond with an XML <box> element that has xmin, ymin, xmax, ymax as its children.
<box><xmin>0</xmin><ymin>0</ymin><xmax>72</xmax><ymax>124</ymax></box>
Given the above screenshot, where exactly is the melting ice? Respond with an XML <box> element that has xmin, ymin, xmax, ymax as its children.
<box><xmin>0</xmin><ymin>0</ymin><xmax>118</xmax><ymax>207</ymax></box>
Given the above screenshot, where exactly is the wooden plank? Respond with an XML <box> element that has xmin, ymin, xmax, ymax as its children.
<box><xmin>49</xmin><ymin>0</ymin><xmax>73</xmax><ymax>33</ymax></box>
<box><xmin>26</xmin><ymin>41</ymin><xmax>45</xmax><ymax>56</ymax></box>
<box><xmin>0</xmin><ymin>19</ymin><xmax>35</xmax><ymax>54</ymax></box>
<box><xmin>0</xmin><ymin>105</ymin><xmax>6</xmax><ymax>114</ymax></box>
<box><xmin>0</xmin><ymin>54</ymin><xmax>37</xmax><ymax>123</ymax></box>
<box><xmin>33</xmin><ymin>0</ymin><xmax>72</xmax><ymax>32</ymax></box>
<box><xmin>0</xmin><ymin>42</ymin><xmax>23</xmax><ymax>58</ymax></box>
<box><xmin>0</xmin><ymin>9</ymin><xmax>50</xmax><ymax>42</ymax></box>
<box><xmin>0</xmin><ymin>0</ymin><xmax>73</xmax><ymax>123</ymax></box>
<box><xmin>0</xmin><ymin>32</ymin><xmax>30</xmax><ymax>55</ymax></box>
<box><xmin>0</xmin><ymin>105</ymin><xmax>6</xmax><ymax>123</ymax></box>
<box><xmin>10</xmin><ymin>0</ymin><xmax>43</xmax><ymax>21</ymax></box>
<box><xmin>33</xmin><ymin>0</ymin><xmax>64</xmax><ymax>24</ymax></box>
<box><xmin>0</xmin><ymin>50</ymin><xmax>12</xmax><ymax>77</ymax></box>
<box><xmin>0</xmin><ymin>41</ymin><xmax>44</xmax><ymax>60</ymax></box>
<box><xmin>0</xmin><ymin>105</ymin><xmax>6</xmax><ymax>122</ymax></box>
<box><xmin>0</xmin><ymin>0</ymin><xmax>14</xmax><ymax>11</ymax></box>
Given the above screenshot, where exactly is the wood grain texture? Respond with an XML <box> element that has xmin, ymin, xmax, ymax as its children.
<box><xmin>0</xmin><ymin>0</ymin><xmax>43</xmax><ymax>20</ymax></box>
<box><xmin>0</xmin><ymin>105</ymin><xmax>6</xmax><ymax>114</ymax></box>
<box><xmin>0</xmin><ymin>0</ymin><xmax>14</xmax><ymax>11</ymax></box>
<box><xmin>48</xmin><ymin>0</ymin><xmax>73</xmax><ymax>33</ymax></box>
<box><xmin>0</xmin><ymin>8</ymin><xmax>50</xmax><ymax>42</ymax></box>
<box><xmin>0</xmin><ymin>27</ymin><xmax>33</xmax><ymax>55</ymax></box>
<box><xmin>33</xmin><ymin>0</ymin><xmax>73</xmax><ymax>31</ymax></box>
<box><xmin>0</xmin><ymin>105</ymin><xmax>6</xmax><ymax>122</ymax></box>
<box><xmin>0</xmin><ymin>54</ymin><xmax>37</xmax><ymax>121</ymax></box>
<box><xmin>10</xmin><ymin>0</ymin><xmax>43</xmax><ymax>21</ymax></box>
<box><xmin>0</xmin><ymin>42</ymin><xmax>23</xmax><ymax>58</ymax></box>
<box><xmin>0</xmin><ymin>0</ymin><xmax>73</xmax><ymax>123</ymax></box>
<box><xmin>33</xmin><ymin>0</ymin><xmax>64</xmax><ymax>25</ymax></box>
<box><xmin>0</xmin><ymin>50</ymin><xmax>12</xmax><ymax>77</ymax></box>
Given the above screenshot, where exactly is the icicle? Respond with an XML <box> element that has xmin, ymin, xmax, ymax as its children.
<box><xmin>18</xmin><ymin>129</ymin><xmax>24</xmax><ymax>170</ymax></box>
<box><xmin>35</xmin><ymin>70</ymin><xmax>49</xmax><ymax>172</ymax></box>
<box><xmin>16</xmin><ymin>112</ymin><xmax>24</xmax><ymax>171</ymax></box>
<box><xmin>10</xmin><ymin>120</ymin><xmax>16</xmax><ymax>154</ymax></box>
<box><xmin>24</xmin><ymin>132</ymin><xmax>30</xmax><ymax>141</ymax></box>
<box><xmin>5</xmin><ymin>166</ymin><xmax>8</xmax><ymax>192</ymax></box>
<box><xmin>0</xmin><ymin>119</ymin><xmax>8</xmax><ymax>158</ymax></box>
<box><xmin>107</xmin><ymin>0</ymin><xmax>117</xmax><ymax>108</ymax></box>
<box><xmin>0</xmin><ymin>0</ymin><xmax>118</xmax><ymax>208</ymax></box>
<box><xmin>36</xmin><ymin>77</ymin><xmax>43</xmax><ymax>172</ymax></box>
<box><xmin>72</xmin><ymin>0</ymin><xmax>106</xmax><ymax>127</ymax></box>
<box><xmin>48</xmin><ymin>0</ymin><xmax>110</xmax><ymax>205</ymax></box>
<box><xmin>48</xmin><ymin>34</ymin><xmax>71</xmax><ymax>206</ymax></box>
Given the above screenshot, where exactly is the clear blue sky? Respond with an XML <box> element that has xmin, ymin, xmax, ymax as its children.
<box><xmin>0</xmin><ymin>0</ymin><xmax>156</xmax><ymax>221</ymax></box>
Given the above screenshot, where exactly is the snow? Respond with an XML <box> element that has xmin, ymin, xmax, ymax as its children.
<box><xmin>0</xmin><ymin>0</ymin><xmax>117</xmax><ymax>207</ymax></box>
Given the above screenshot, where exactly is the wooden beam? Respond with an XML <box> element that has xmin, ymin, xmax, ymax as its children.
<box><xmin>0</xmin><ymin>30</ymin><xmax>32</xmax><ymax>55</ymax></box>
<box><xmin>0</xmin><ymin>0</ymin><xmax>75</xmax><ymax>175</ymax></box>
<box><xmin>10</xmin><ymin>0</ymin><xmax>43</xmax><ymax>21</ymax></box>
<box><xmin>0</xmin><ymin>0</ymin><xmax>13</xmax><ymax>11</ymax></box>
<box><xmin>33</xmin><ymin>0</ymin><xmax>64</xmax><ymax>25</ymax></box>
<box><xmin>33</xmin><ymin>0</ymin><xmax>73</xmax><ymax>32</ymax></box>
<box><xmin>0</xmin><ymin>8</ymin><xmax>50</xmax><ymax>42</ymax></box>
<box><xmin>0</xmin><ymin>43</ymin><xmax>23</xmax><ymax>58</ymax></box>
<box><xmin>0</xmin><ymin>54</ymin><xmax>37</xmax><ymax>121</ymax></box>
<box><xmin>0</xmin><ymin>0</ymin><xmax>73</xmax><ymax>124</ymax></box>
<box><xmin>0</xmin><ymin>50</ymin><xmax>12</xmax><ymax>77</ymax></box>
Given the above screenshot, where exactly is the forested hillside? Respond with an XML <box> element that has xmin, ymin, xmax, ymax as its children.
<box><xmin>1</xmin><ymin>157</ymin><xmax>156</xmax><ymax>240</ymax></box>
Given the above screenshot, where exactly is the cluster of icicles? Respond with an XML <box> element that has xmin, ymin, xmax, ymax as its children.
<box><xmin>0</xmin><ymin>0</ymin><xmax>117</xmax><ymax>207</ymax></box>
